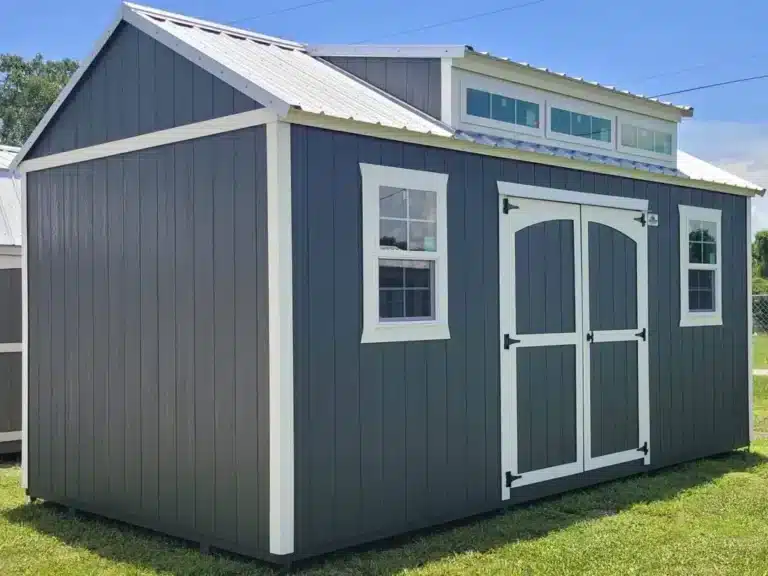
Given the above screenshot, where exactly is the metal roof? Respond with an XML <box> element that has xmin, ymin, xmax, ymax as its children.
<box><xmin>127</xmin><ymin>4</ymin><xmax>451</xmax><ymax>136</ymax></box>
<box><xmin>0</xmin><ymin>145</ymin><xmax>19</xmax><ymax>172</ymax></box>
<box><xmin>464</xmin><ymin>47</ymin><xmax>693</xmax><ymax>116</ymax></box>
<box><xmin>677</xmin><ymin>150</ymin><xmax>764</xmax><ymax>193</ymax></box>
<box><xmin>0</xmin><ymin>176</ymin><xmax>22</xmax><ymax>246</ymax></box>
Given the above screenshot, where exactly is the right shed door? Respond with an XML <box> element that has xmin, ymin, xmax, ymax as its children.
<box><xmin>581</xmin><ymin>205</ymin><xmax>650</xmax><ymax>471</ymax></box>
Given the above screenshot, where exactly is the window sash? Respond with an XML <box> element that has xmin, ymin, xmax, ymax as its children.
<box><xmin>679</xmin><ymin>205</ymin><xmax>722</xmax><ymax>327</ymax></box>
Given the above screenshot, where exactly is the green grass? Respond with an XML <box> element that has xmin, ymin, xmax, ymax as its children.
<box><xmin>2</xmin><ymin>384</ymin><xmax>768</xmax><ymax>575</ymax></box>
<box><xmin>754</xmin><ymin>334</ymin><xmax>768</xmax><ymax>369</ymax></box>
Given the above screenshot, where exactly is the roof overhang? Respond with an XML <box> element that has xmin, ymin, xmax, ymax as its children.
<box><xmin>307</xmin><ymin>45</ymin><xmax>467</xmax><ymax>59</ymax></box>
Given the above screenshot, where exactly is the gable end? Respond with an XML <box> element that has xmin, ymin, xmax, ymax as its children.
<box><xmin>28</xmin><ymin>22</ymin><xmax>262</xmax><ymax>159</ymax></box>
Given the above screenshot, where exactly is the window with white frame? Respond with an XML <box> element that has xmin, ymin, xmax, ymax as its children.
<box><xmin>360</xmin><ymin>163</ymin><xmax>450</xmax><ymax>343</ymax></box>
<box><xmin>679</xmin><ymin>205</ymin><xmax>722</xmax><ymax>327</ymax></box>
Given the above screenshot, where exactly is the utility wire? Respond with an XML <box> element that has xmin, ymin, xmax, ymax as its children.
<box><xmin>632</xmin><ymin>52</ymin><xmax>765</xmax><ymax>84</ymax></box>
<box><xmin>226</xmin><ymin>0</ymin><xmax>336</xmax><ymax>25</ymax></box>
<box><xmin>354</xmin><ymin>0</ymin><xmax>547</xmax><ymax>43</ymax></box>
<box><xmin>652</xmin><ymin>73</ymin><xmax>768</xmax><ymax>98</ymax></box>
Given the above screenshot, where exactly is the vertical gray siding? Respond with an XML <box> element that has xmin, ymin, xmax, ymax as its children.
<box><xmin>590</xmin><ymin>341</ymin><xmax>639</xmax><ymax>457</ymax></box>
<box><xmin>0</xmin><ymin>353</ymin><xmax>21</xmax><ymax>433</ymax></box>
<box><xmin>517</xmin><ymin>346</ymin><xmax>577</xmax><ymax>472</ymax></box>
<box><xmin>514</xmin><ymin>220</ymin><xmax>575</xmax><ymax>334</ymax></box>
<box><xmin>292</xmin><ymin>125</ymin><xmax>749</xmax><ymax>557</ymax></box>
<box><xmin>588</xmin><ymin>223</ymin><xmax>637</xmax><ymax>331</ymax></box>
<box><xmin>28</xmin><ymin>23</ymin><xmax>262</xmax><ymax>159</ymax></box>
<box><xmin>0</xmin><ymin>269</ymin><xmax>21</xmax><ymax>343</ymax></box>
<box><xmin>324</xmin><ymin>57</ymin><xmax>441</xmax><ymax>119</ymax></box>
<box><xmin>27</xmin><ymin>126</ymin><xmax>271</xmax><ymax>555</ymax></box>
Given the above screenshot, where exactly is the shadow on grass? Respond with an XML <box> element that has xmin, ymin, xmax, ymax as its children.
<box><xmin>3</xmin><ymin>449</ymin><xmax>767</xmax><ymax>575</ymax></box>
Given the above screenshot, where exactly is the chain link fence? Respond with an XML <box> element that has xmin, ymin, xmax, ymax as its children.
<box><xmin>753</xmin><ymin>294</ymin><xmax>768</xmax><ymax>333</ymax></box>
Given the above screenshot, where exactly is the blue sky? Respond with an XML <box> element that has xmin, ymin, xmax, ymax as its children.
<box><xmin>3</xmin><ymin>0</ymin><xmax>768</xmax><ymax>222</ymax></box>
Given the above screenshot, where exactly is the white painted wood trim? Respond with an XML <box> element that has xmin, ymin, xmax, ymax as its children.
<box><xmin>360</xmin><ymin>163</ymin><xmax>450</xmax><ymax>344</ymax></box>
<box><xmin>590</xmin><ymin>329</ymin><xmax>642</xmax><ymax>343</ymax></box>
<box><xmin>499</xmin><ymin>196</ymin><xmax>583</xmax><ymax>496</ymax></box>
<box><xmin>266</xmin><ymin>120</ymin><xmax>294</xmax><ymax>555</ymax></box>
<box><xmin>440</xmin><ymin>58</ymin><xmax>453</xmax><ymax>125</ymax></box>
<box><xmin>0</xmin><ymin>431</ymin><xmax>21</xmax><ymax>443</ymax></box>
<box><xmin>584</xmin><ymin>449</ymin><xmax>644</xmax><ymax>471</ymax></box>
<box><xmin>123</xmin><ymin>7</ymin><xmax>291</xmax><ymax>116</ymax></box>
<box><xmin>307</xmin><ymin>45</ymin><xmax>466</xmax><ymax>58</ymax></box>
<box><xmin>10</xmin><ymin>7</ymin><xmax>125</xmax><ymax>169</ymax></box>
<box><xmin>498</xmin><ymin>181</ymin><xmax>649</xmax><ymax>211</ymax></box>
<box><xmin>286</xmin><ymin>110</ymin><xmax>760</xmax><ymax>198</ymax></box>
<box><xmin>0</xmin><ymin>343</ymin><xmax>22</xmax><ymax>353</ymax></box>
<box><xmin>678</xmin><ymin>205</ymin><xmax>723</xmax><ymax>328</ymax></box>
<box><xmin>0</xmin><ymin>254</ymin><xmax>22</xmax><ymax>269</ymax></box>
<box><xmin>20</xmin><ymin>108</ymin><xmax>278</xmax><ymax>173</ymax></box>
<box><xmin>20</xmin><ymin>171</ymin><xmax>28</xmax><ymax>488</ymax></box>
<box><xmin>748</xmin><ymin>197</ymin><xmax>754</xmax><ymax>443</ymax></box>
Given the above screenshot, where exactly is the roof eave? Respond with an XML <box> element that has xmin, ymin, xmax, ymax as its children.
<box><xmin>307</xmin><ymin>44</ymin><xmax>467</xmax><ymax>59</ymax></box>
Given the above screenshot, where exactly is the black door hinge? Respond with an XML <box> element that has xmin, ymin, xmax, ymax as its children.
<box><xmin>504</xmin><ymin>334</ymin><xmax>521</xmax><ymax>349</ymax></box>
<box><xmin>586</xmin><ymin>331</ymin><xmax>594</xmax><ymax>342</ymax></box>
<box><xmin>634</xmin><ymin>213</ymin><xmax>647</xmax><ymax>226</ymax></box>
<box><xmin>503</xmin><ymin>198</ymin><xmax>519</xmax><ymax>214</ymax></box>
<box><xmin>505</xmin><ymin>471</ymin><xmax>522</xmax><ymax>487</ymax></box>
<box><xmin>637</xmin><ymin>441</ymin><xmax>648</xmax><ymax>456</ymax></box>
<box><xmin>635</xmin><ymin>328</ymin><xmax>647</xmax><ymax>341</ymax></box>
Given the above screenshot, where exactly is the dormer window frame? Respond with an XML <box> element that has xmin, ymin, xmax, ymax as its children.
<box><xmin>617</xmin><ymin>111</ymin><xmax>678</xmax><ymax>163</ymax></box>
<box><xmin>458</xmin><ymin>74</ymin><xmax>545</xmax><ymax>139</ymax></box>
<box><xmin>544</xmin><ymin>95</ymin><xmax>616</xmax><ymax>152</ymax></box>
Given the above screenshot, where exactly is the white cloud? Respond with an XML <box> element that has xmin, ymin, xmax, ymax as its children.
<box><xmin>680</xmin><ymin>121</ymin><xmax>768</xmax><ymax>235</ymax></box>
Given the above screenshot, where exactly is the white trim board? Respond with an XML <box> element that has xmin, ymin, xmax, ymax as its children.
<box><xmin>748</xmin><ymin>197</ymin><xmax>754</xmax><ymax>443</ymax></box>
<box><xmin>307</xmin><ymin>45</ymin><xmax>466</xmax><ymax>58</ymax></box>
<box><xmin>0</xmin><ymin>343</ymin><xmax>22</xmax><ymax>353</ymax></box>
<box><xmin>0</xmin><ymin>254</ymin><xmax>21</xmax><ymax>269</ymax></box>
<box><xmin>286</xmin><ymin>110</ymin><xmax>760</xmax><ymax>198</ymax></box>
<box><xmin>440</xmin><ymin>58</ymin><xmax>453</xmax><ymax>125</ymax></box>
<box><xmin>0</xmin><ymin>431</ymin><xmax>21</xmax><ymax>443</ymax></box>
<box><xmin>497</xmin><ymin>181</ymin><xmax>649</xmax><ymax>211</ymax></box>
<box><xmin>20</xmin><ymin>108</ymin><xmax>278</xmax><ymax>173</ymax></box>
<box><xmin>20</xmin><ymin>172</ymin><xmax>27</xmax><ymax>489</ymax></box>
<box><xmin>266</xmin><ymin>120</ymin><xmax>294</xmax><ymax>556</ymax></box>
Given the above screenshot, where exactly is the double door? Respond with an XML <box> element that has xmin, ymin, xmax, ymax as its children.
<box><xmin>499</xmin><ymin>196</ymin><xmax>649</xmax><ymax>496</ymax></box>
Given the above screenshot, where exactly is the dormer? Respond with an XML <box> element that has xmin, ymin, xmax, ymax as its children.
<box><xmin>308</xmin><ymin>45</ymin><xmax>693</xmax><ymax>170</ymax></box>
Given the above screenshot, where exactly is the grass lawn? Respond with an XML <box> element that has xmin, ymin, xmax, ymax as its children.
<box><xmin>754</xmin><ymin>333</ymin><xmax>768</xmax><ymax>369</ymax></box>
<box><xmin>2</xmin><ymin>386</ymin><xmax>768</xmax><ymax>575</ymax></box>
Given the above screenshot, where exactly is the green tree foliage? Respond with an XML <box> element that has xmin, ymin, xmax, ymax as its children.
<box><xmin>752</xmin><ymin>230</ymin><xmax>768</xmax><ymax>293</ymax></box>
<box><xmin>0</xmin><ymin>54</ymin><xmax>78</xmax><ymax>147</ymax></box>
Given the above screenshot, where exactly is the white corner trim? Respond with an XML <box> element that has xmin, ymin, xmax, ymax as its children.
<box><xmin>748</xmin><ymin>197</ymin><xmax>754</xmax><ymax>442</ymax></box>
<box><xmin>19</xmin><ymin>172</ymin><xmax>28</xmax><ymax>489</ymax></box>
<box><xmin>0</xmin><ymin>431</ymin><xmax>21</xmax><ymax>443</ymax></box>
<box><xmin>360</xmin><ymin>163</ymin><xmax>450</xmax><ymax>344</ymax></box>
<box><xmin>20</xmin><ymin>108</ymin><xmax>278</xmax><ymax>173</ymax></box>
<box><xmin>679</xmin><ymin>204</ymin><xmax>722</xmax><ymax>328</ymax></box>
<box><xmin>497</xmin><ymin>181</ymin><xmax>649</xmax><ymax>212</ymax></box>
<box><xmin>307</xmin><ymin>44</ymin><xmax>466</xmax><ymax>58</ymax></box>
<box><xmin>440</xmin><ymin>58</ymin><xmax>453</xmax><ymax>125</ymax></box>
<box><xmin>11</xmin><ymin>7</ymin><xmax>125</xmax><ymax>170</ymax></box>
<box><xmin>266</xmin><ymin>120</ymin><xmax>294</xmax><ymax>556</ymax></box>
<box><xmin>123</xmin><ymin>8</ymin><xmax>291</xmax><ymax>116</ymax></box>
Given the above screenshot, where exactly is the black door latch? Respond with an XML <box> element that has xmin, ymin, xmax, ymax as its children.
<box><xmin>586</xmin><ymin>331</ymin><xmax>594</xmax><ymax>342</ymax></box>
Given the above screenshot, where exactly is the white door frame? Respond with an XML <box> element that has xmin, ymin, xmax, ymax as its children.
<box><xmin>499</xmin><ymin>196</ymin><xmax>584</xmax><ymax>497</ymax></box>
<box><xmin>581</xmin><ymin>205</ymin><xmax>650</xmax><ymax>470</ymax></box>
<box><xmin>498</xmin><ymin>182</ymin><xmax>649</xmax><ymax>499</ymax></box>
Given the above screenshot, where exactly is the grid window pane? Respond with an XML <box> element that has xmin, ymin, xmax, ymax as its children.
<box><xmin>379</xmin><ymin>259</ymin><xmax>434</xmax><ymax>320</ymax></box>
<box><xmin>467</xmin><ymin>88</ymin><xmax>491</xmax><ymax>118</ymax></box>
<box><xmin>637</xmin><ymin>128</ymin><xmax>654</xmax><ymax>152</ymax></box>
<box><xmin>702</xmin><ymin>242</ymin><xmax>717</xmax><ymax>264</ymax></box>
<box><xmin>551</xmin><ymin>107</ymin><xmax>571</xmax><ymax>135</ymax></box>
<box><xmin>592</xmin><ymin>117</ymin><xmax>612</xmax><ymax>142</ymax></box>
<box><xmin>688</xmin><ymin>220</ymin><xmax>717</xmax><ymax>264</ymax></box>
<box><xmin>516</xmin><ymin>100</ymin><xmax>540</xmax><ymax>128</ymax></box>
<box><xmin>380</xmin><ymin>218</ymin><xmax>407</xmax><ymax>250</ymax></box>
<box><xmin>408</xmin><ymin>189</ymin><xmax>436</xmax><ymax>221</ymax></box>
<box><xmin>380</xmin><ymin>186</ymin><xmax>407</xmax><ymax>218</ymax></box>
<box><xmin>688</xmin><ymin>269</ymin><xmax>715</xmax><ymax>312</ymax></box>
<box><xmin>491</xmin><ymin>93</ymin><xmax>516</xmax><ymax>124</ymax></box>
<box><xmin>621</xmin><ymin>124</ymin><xmax>637</xmax><ymax>147</ymax></box>
<box><xmin>409</xmin><ymin>221</ymin><xmax>437</xmax><ymax>252</ymax></box>
<box><xmin>572</xmin><ymin>113</ymin><xmax>591</xmax><ymax>138</ymax></box>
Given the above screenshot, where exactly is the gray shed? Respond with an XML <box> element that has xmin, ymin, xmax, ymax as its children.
<box><xmin>0</xmin><ymin>144</ymin><xmax>22</xmax><ymax>455</ymax></box>
<box><xmin>12</xmin><ymin>2</ymin><xmax>763</xmax><ymax>564</ymax></box>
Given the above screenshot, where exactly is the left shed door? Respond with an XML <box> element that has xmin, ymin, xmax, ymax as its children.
<box><xmin>499</xmin><ymin>197</ymin><xmax>584</xmax><ymax>492</ymax></box>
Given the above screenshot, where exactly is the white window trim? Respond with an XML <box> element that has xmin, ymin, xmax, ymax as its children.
<box><xmin>617</xmin><ymin>112</ymin><xmax>677</xmax><ymax>163</ymax></box>
<box><xmin>360</xmin><ymin>163</ymin><xmax>450</xmax><ymax>344</ymax></box>
<box><xmin>458</xmin><ymin>74</ymin><xmax>545</xmax><ymax>139</ymax></box>
<box><xmin>679</xmin><ymin>205</ymin><xmax>722</xmax><ymax>327</ymax></box>
<box><xmin>545</xmin><ymin>97</ymin><xmax>615</xmax><ymax>152</ymax></box>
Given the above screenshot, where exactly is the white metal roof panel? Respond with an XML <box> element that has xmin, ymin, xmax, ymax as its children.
<box><xmin>0</xmin><ymin>176</ymin><xmax>22</xmax><ymax>246</ymax></box>
<box><xmin>128</xmin><ymin>5</ymin><xmax>451</xmax><ymax>136</ymax></box>
<box><xmin>677</xmin><ymin>150</ymin><xmax>764</xmax><ymax>192</ymax></box>
<box><xmin>0</xmin><ymin>145</ymin><xmax>19</xmax><ymax>171</ymax></box>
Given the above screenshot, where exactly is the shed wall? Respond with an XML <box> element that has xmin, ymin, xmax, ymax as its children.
<box><xmin>291</xmin><ymin>124</ymin><xmax>749</xmax><ymax>556</ymax></box>
<box><xmin>323</xmin><ymin>57</ymin><xmax>441</xmax><ymax>119</ymax></box>
<box><xmin>27</xmin><ymin>126</ymin><xmax>271</xmax><ymax>555</ymax></box>
<box><xmin>0</xmin><ymin>268</ymin><xmax>21</xmax><ymax>451</ymax></box>
<box><xmin>28</xmin><ymin>23</ymin><xmax>262</xmax><ymax>159</ymax></box>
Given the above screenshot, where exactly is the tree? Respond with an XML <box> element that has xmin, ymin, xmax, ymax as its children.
<box><xmin>754</xmin><ymin>230</ymin><xmax>768</xmax><ymax>279</ymax></box>
<box><xmin>0</xmin><ymin>54</ymin><xmax>78</xmax><ymax>147</ymax></box>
